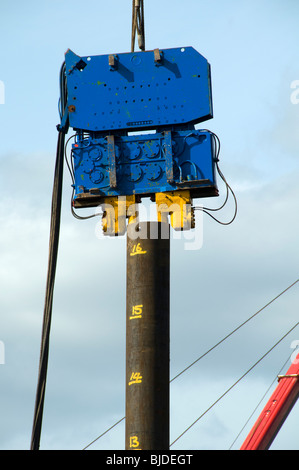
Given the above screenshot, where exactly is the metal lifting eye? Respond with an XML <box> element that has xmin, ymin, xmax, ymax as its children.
<box><xmin>178</xmin><ymin>160</ymin><xmax>198</xmax><ymax>182</ymax></box>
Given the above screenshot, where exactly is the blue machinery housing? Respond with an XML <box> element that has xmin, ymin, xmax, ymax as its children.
<box><xmin>60</xmin><ymin>46</ymin><xmax>219</xmax><ymax>233</ymax></box>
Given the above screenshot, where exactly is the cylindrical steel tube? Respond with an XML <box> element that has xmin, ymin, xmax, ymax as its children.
<box><xmin>125</xmin><ymin>221</ymin><xmax>170</xmax><ymax>450</ymax></box>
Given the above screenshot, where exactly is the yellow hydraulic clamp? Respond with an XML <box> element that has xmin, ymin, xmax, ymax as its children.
<box><xmin>156</xmin><ymin>190</ymin><xmax>195</xmax><ymax>231</ymax></box>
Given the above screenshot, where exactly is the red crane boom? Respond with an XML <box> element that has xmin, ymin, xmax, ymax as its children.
<box><xmin>241</xmin><ymin>352</ymin><xmax>299</xmax><ymax>450</ymax></box>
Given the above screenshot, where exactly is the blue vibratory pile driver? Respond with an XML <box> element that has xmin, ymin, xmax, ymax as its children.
<box><xmin>58</xmin><ymin>46</ymin><xmax>219</xmax><ymax>234</ymax></box>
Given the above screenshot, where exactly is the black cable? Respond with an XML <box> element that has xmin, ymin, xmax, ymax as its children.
<box><xmin>30</xmin><ymin>129</ymin><xmax>65</xmax><ymax>450</ymax></box>
<box><xmin>58</xmin><ymin>62</ymin><xmax>67</xmax><ymax>119</ymax></box>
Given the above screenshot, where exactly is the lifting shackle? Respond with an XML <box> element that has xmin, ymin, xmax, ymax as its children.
<box><xmin>131</xmin><ymin>0</ymin><xmax>145</xmax><ymax>52</ymax></box>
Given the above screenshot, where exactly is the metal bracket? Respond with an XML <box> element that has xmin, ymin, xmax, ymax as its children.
<box><xmin>64</xmin><ymin>49</ymin><xmax>87</xmax><ymax>74</ymax></box>
<box><xmin>107</xmin><ymin>135</ymin><xmax>117</xmax><ymax>188</ymax></box>
<box><xmin>109</xmin><ymin>54</ymin><xmax>118</xmax><ymax>71</ymax></box>
<box><xmin>277</xmin><ymin>374</ymin><xmax>299</xmax><ymax>381</ymax></box>
<box><xmin>64</xmin><ymin>47</ymin><xmax>213</xmax><ymax>133</ymax></box>
<box><xmin>154</xmin><ymin>48</ymin><xmax>163</xmax><ymax>65</ymax></box>
<box><xmin>57</xmin><ymin>108</ymin><xmax>69</xmax><ymax>134</ymax></box>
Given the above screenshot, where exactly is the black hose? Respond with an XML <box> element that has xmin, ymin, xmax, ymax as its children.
<box><xmin>30</xmin><ymin>129</ymin><xmax>65</xmax><ymax>450</ymax></box>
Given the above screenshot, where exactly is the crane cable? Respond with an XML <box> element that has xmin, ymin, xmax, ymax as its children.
<box><xmin>193</xmin><ymin>130</ymin><xmax>238</xmax><ymax>226</ymax></box>
<box><xmin>30</xmin><ymin>129</ymin><xmax>65</xmax><ymax>450</ymax></box>
<box><xmin>170</xmin><ymin>279</ymin><xmax>299</xmax><ymax>382</ymax></box>
<box><xmin>131</xmin><ymin>0</ymin><xmax>145</xmax><ymax>52</ymax></box>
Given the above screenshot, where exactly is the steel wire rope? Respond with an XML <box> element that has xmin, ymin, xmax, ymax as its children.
<box><xmin>82</xmin><ymin>279</ymin><xmax>298</xmax><ymax>449</ymax></box>
<box><xmin>30</xmin><ymin>129</ymin><xmax>65</xmax><ymax>450</ymax></box>
<box><xmin>228</xmin><ymin>353</ymin><xmax>292</xmax><ymax>450</ymax></box>
<box><xmin>169</xmin><ymin>321</ymin><xmax>299</xmax><ymax>448</ymax></box>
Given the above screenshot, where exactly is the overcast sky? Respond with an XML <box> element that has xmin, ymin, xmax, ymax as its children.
<box><xmin>0</xmin><ymin>0</ymin><xmax>298</xmax><ymax>450</ymax></box>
